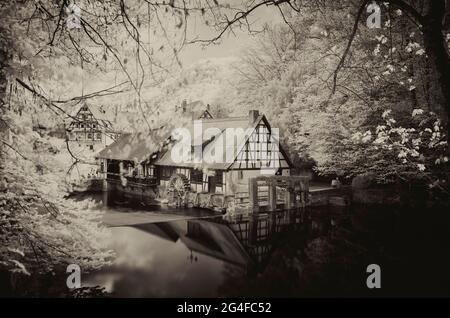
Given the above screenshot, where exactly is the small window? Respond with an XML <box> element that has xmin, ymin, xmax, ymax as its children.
<box><xmin>89</xmin><ymin>145</ymin><xmax>94</xmax><ymax>150</ymax></box>
<box><xmin>191</xmin><ymin>169</ymin><xmax>203</xmax><ymax>183</ymax></box>
<box><xmin>96</xmin><ymin>133</ymin><xmax>102</xmax><ymax>140</ymax></box>
<box><xmin>162</xmin><ymin>167</ymin><xmax>174</xmax><ymax>179</ymax></box>
<box><xmin>87</xmin><ymin>133</ymin><xmax>93</xmax><ymax>139</ymax></box>
<box><xmin>215</xmin><ymin>171</ymin><xmax>223</xmax><ymax>185</ymax></box>
<box><xmin>147</xmin><ymin>165</ymin><xmax>155</xmax><ymax>176</ymax></box>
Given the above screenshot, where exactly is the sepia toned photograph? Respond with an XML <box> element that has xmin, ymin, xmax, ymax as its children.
<box><xmin>0</xmin><ymin>0</ymin><xmax>449</xmax><ymax>302</ymax></box>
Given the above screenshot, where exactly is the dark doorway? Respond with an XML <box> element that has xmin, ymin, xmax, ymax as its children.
<box><xmin>208</xmin><ymin>176</ymin><xmax>216</xmax><ymax>193</ymax></box>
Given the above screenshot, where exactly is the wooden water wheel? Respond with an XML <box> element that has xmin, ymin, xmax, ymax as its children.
<box><xmin>167</xmin><ymin>173</ymin><xmax>191</xmax><ymax>206</ymax></box>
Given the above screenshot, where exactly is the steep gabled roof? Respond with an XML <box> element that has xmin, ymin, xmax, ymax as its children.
<box><xmin>96</xmin><ymin>109</ymin><xmax>214</xmax><ymax>163</ymax></box>
<box><xmin>95</xmin><ymin>129</ymin><xmax>171</xmax><ymax>162</ymax></box>
<box><xmin>198</xmin><ymin>108</ymin><xmax>213</xmax><ymax>119</ymax></box>
<box><xmin>96</xmin><ymin>110</ymin><xmax>293</xmax><ymax>170</ymax></box>
<box><xmin>176</xmin><ymin>100</ymin><xmax>214</xmax><ymax>119</ymax></box>
<box><xmin>225</xmin><ymin>115</ymin><xmax>293</xmax><ymax>170</ymax></box>
<box><xmin>154</xmin><ymin>116</ymin><xmax>251</xmax><ymax>169</ymax></box>
<box><xmin>67</xmin><ymin>101</ymin><xmax>114</xmax><ymax>125</ymax></box>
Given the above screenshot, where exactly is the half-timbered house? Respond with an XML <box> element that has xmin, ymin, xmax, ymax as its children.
<box><xmin>65</xmin><ymin>102</ymin><xmax>118</xmax><ymax>150</ymax></box>
<box><xmin>96</xmin><ymin>108</ymin><xmax>292</xmax><ymax>202</ymax></box>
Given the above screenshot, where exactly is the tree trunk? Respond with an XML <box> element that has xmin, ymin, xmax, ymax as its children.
<box><xmin>0</xmin><ymin>40</ymin><xmax>9</xmax><ymax>108</ymax></box>
<box><xmin>421</xmin><ymin>1</ymin><xmax>450</xmax><ymax>137</ymax></box>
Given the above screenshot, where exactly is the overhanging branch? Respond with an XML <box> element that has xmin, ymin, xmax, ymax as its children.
<box><xmin>331</xmin><ymin>0</ymin><xmax>370</xmax><ymax>94</ymax></box>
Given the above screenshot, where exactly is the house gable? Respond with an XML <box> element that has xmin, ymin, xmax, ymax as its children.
<box><xmin>198</xmin><ymin>109</ymin><xmax>213</xmax><ymax>119</ymax></box>
<box><xmin>227</xmin><ymin>116</ymin><xmax>291</xmax><ymax>170</ymax></box>
<box><xmin>68</xmin><ymin>103</ymin><xmax>112</xmax><ymax>130</ymax></box>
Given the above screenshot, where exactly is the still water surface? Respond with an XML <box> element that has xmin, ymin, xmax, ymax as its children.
<box><xmin>84</xmin><ymin>194</ymin><xmax>450</xmax><ymax>297</ymax></box>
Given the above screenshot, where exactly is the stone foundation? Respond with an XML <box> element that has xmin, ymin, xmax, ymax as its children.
<box><xmin>164</xmin><ymin>190</ymin><xmax>237</xmax><ymax>213</ymax></box>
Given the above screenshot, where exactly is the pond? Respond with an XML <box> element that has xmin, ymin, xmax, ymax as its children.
<box><xmin>82</xmin><ymin>194</ymin><xmax>450</xmax><ymax>297</ymax></box>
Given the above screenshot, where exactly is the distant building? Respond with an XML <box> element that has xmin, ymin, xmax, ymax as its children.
<box><xmin>177</xmin><ymin>99</ymin><xmax>214</xmax><ymax>120</ymax></box>
<box><xmin>65</xmin><ymin>102</ymin><xmax>118</xmax><ymax>150</ymax></box>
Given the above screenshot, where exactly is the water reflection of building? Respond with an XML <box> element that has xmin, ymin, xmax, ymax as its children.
<box><xmin>133</xmin><ymin>220</ymin><xmax>250</xmax><ymax>268</ymax></box>
<box><xmin>227</xmin><ymin>210</ymin><xmax>305</xmax><ymax>268</ymax></box>
<box><xmin>131</xmin><ymin>209</ymin><xmax>307</xmax><ymax>272</ymax></box>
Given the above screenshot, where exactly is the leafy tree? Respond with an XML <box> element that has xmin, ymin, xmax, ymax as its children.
<box><xmin>229</xmin><ymin>1</ymin><xmax>449</xmax><ymax>186</ymax></box>
<box><xmin>0</xmin><ymin>0</ymin><xmax>196</xmax><ymax>282</ymax></box>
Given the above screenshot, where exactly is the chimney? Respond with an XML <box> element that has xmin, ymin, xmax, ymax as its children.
<box><xmin>206</xmin><ymin>104</ymin><xmax>210</xmax><ymax>111</ymax></box>
<box><xmin>181</xmin><ymin>99</ymin><xmax>187</xmax><ymax>113</ymax></box>
<box><xmin>249</xmin><ymin>110</ymin><xmax>259</xmax><ymax>124</ymax></box>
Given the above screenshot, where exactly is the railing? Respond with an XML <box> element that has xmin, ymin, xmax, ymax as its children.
<box><xmin>126</xmin><ymin>175</ymin><xmax>158</xmax><ymax>186</ymax></box>
<box><xmin>106</xmin><ymin>173</ymin><xmax>158</xmax><ymax>187</ymax></box>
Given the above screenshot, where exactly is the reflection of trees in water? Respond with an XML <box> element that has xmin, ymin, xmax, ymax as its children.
<box><xmin>217</xmin><ymin>207</ymin><xmax>391</xmax><ymax>297</ymax></box>
<box><xmin>0</xmin><ymin>270</ymin><xmax>108</xmax><ymax>298</ymax></box>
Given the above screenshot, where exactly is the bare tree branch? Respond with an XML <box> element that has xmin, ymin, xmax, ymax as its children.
<box><xmin>331</xmin><ymin>0</ymin><xmax>370</xmax><ymax>94</ymax></box>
